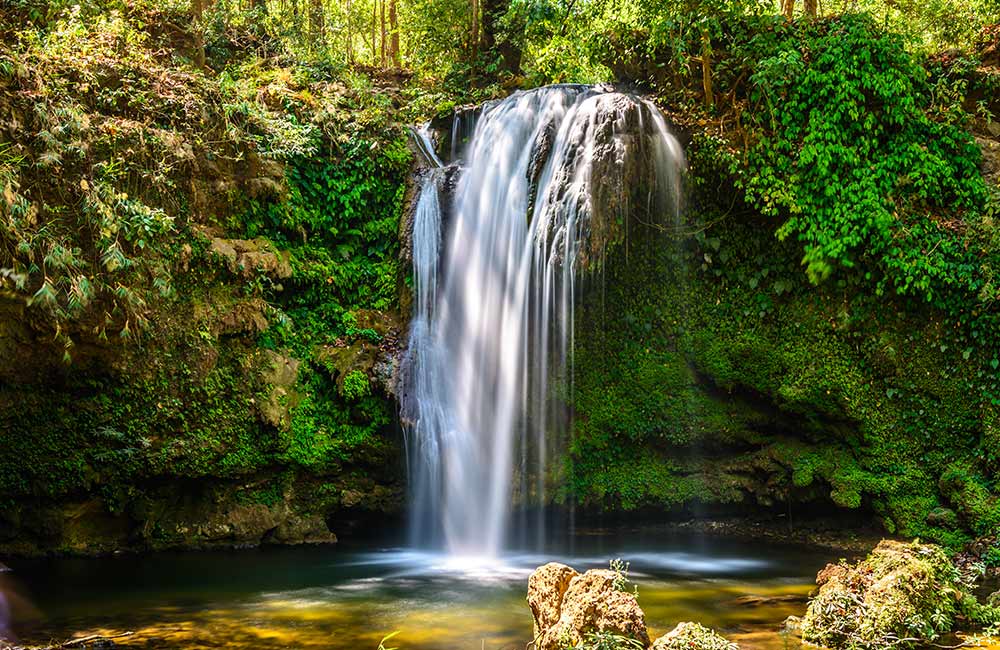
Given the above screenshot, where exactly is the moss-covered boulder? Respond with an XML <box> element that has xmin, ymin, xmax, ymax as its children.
<box><xmin>801</xmin><ymin>540</ymin><xmax>969</xmax><ymax>649</ymax></box>
<box><xmin>651</xmin><ymin>622</ymin><xmax>738</xmax><ymax>650</ymax></box>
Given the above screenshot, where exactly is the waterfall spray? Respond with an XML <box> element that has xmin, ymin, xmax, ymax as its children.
<box><xmin>402</xmin><ymin>85</ymin><xmax>685</xmax><ymax>558</ymax></box>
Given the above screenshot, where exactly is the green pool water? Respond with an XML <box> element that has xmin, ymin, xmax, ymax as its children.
<box><xmin>3</xmin><ymin>528</ymin><xmax>845</xmax><ymax>650</ymax></box>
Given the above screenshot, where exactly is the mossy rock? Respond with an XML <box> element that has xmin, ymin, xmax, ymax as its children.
<box><xmin>651</xmin><ymin>622</ymin><xmax>738</xmax><ymax>650</ymax></box>
<box><xmin>801</xmin><ymin>540</ymin><xmax>964</xmax><ymax>649</ymax></box>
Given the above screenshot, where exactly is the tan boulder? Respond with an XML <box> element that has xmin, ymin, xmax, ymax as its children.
<box><xmin>528</xmin><ymin>562</ymin><xmax>579</xmax><ymax>638</ymax></box>
<box><xmin>532</xmin><ymin>567</ymin><xmax>650</xmax><ymax>650</ymax></box>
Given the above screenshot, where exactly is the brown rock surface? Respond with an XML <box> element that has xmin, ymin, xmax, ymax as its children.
<box><xmin>527</xmin><ymin>562</ymin><xmax>579</xmax><ymax>638</ymax></box>
<box><xmin>529</xmin><ymin>566</ymin><xmax>650</xmax><ymax>650</ymax></box>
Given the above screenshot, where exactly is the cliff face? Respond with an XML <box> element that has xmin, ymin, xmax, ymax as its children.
<box><xmin>0</xmin><ymin>252</ymin><xmax>406</xmax><ymax>555</ymax></box>
<box><xmin>567</xmin><ymin>128</ymin><xmax>1000</xmax><ymax>547</ymax></box>
<box><xmin>0</xmin><ymin>5</ymin><xmax>409</xmax><ymax>555</ymax></box>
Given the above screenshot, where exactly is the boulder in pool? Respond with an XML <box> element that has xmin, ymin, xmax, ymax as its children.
<box><xmin>801</xmin><ymin>539</ymin><xmax>962</xmax><ymax>650</ymax></box>
<box><xmin>528</xmin><ymin>564</ymin><xmax>650</xmax><ymax>650</ymax></box>
<box><xmin>527</xmin><ymin>562</ymin><xmax>579</xmax><ymax>638</ymax></box>
<box><xmin>651</xmin><ymin>622</ymin><xmax>738</xmax><ymax>650</ymax></box>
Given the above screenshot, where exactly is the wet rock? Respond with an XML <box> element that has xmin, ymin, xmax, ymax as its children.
<box><xmin>815</xmin><ymin>562</ymin><xmax>849</xmax><ymax>586</ymax></box>
<box><xmin>208</xmin><ymin>237</ymin><xmax>292</xmax><ymax>280</ymax></box>
<box><xmin>269</xmin><ymin>514</ymin><xmax>336</xmax><ymax>545</ymax></box>
<box><xmin>527</xmin><ymin>562</ymin><xmax>579</xmax><ymax>638</ymax></box>
<box><xmin>651</xmin><ymin>622</ymin><xmax>738</xmax><ymax>650</ymax></box>
<box><xmin>978</xmin><ymin>136</ymin><xmax>1000</xmax><ymax>187</ymax></box>
<box><xmin>258</xmin><ymin>350</ymin><xmax>301</xmax><ymax>429</ymax></box>
<box><xmin>801</xmin><ymin>540</ymin><xmax>963</xmax><ymax>650</ymax></box>
<box><xmin>531</xmin><ymin>567</ymin><xmax>649</xmax><ymax>650</ymax></box>
<box><xmin>213</xmin><ymin>298</ymin><xmax>270</xmax><ymax>336</ymax></box>
<box><xmin>314</xmin><ymin>309</ymin><xmax>402</xmax><ymax>393</ymax></box>
<box><xmin>214</xmin><ymin>504</ymin><xmax>281</xmax><ymax>541</ymax></box>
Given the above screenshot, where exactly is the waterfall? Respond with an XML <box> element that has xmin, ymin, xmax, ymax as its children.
<box><xmin>402</xmin><ymin>85</ymin><xmax>685</xmax><ymax>558</ymax></box>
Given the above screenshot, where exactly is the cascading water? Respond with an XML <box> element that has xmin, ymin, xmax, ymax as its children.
<box><xmin>401</xmin><ymin>85</ymin><xmax>686</xmax><ymax>558</ymax></box>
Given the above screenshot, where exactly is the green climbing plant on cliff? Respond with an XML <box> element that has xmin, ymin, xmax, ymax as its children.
<box><xmin>744</xmin><ymin>15</ymin><xmax>988</xmax><ymax>286</ymax></box>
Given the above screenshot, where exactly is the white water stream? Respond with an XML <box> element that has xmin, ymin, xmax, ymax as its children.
<box><xmin>402</xmin><ymin>85</ymin><xmax>685</xmax><ymax>557</ymax></box>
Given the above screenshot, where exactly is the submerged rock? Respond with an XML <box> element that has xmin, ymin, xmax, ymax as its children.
<box><xmin>651</xmin><ymin>622</ymin><xmax>738</xmax><ymax>650</ymax></box>
<box><xmin>801</xmin><ymin>540</ymin><xmax>963</xmax><ymax>649</ymax></box>
<box><xmin>528</xmin><ymin>565</ymin><xmax>650</xmax><ymax>650</ymax></box>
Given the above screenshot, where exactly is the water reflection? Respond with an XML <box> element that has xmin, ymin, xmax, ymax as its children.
<box><xmin>7</xmin><ymin>531</ymin><xmax>840</xmax><ymax>650</ymax></box>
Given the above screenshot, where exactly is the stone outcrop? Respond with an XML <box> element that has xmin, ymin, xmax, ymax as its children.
<box><xmin>528</xmin><ymin>564</ymin><xmax>649</xmax><ymax>650</ymax></box>
<box><xmin>651</xmin><ymin>622</ymin><xmax>738</xmax><ymax>650</ymax></box>
<box><xmin>527</xmin><ymin>562</ymin><xmax>579</xmax><ymax>638</ymax></box>
<box><xmin>801</xmin><ymin>540</ymin><xmax>969</xmax><ymax>650</ymax></box>
<box><xmin>527</xmin><ymin>563</ymin><xmax>736</xmax><ymax>650</ymax></box>
<box><xmin>259</xmin><ymin>350</ymin><xmax>301</xmax><ymax>429</ymax></box>
<box><xmin>208</xmin><ymin>236</ymin><xmax>292</xmax><ymax>280</ymax></box>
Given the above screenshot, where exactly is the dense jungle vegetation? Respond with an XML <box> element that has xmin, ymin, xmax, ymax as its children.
<box><xmin>0</xmin><ymin>0</ymin><xmax>999</xmax><ymax>560</ymax></box>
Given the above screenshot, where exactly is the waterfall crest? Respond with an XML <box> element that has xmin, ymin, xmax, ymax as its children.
<box><xmin>402</xmin><ymin>85</ymin><xmax>686</xmax><ymax>557</ymax></box>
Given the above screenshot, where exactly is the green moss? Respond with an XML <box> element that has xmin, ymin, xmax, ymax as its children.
<box><xmin>0</xmin><ymin>136</ymin><xmax>407</xmax><ymax>552</ymax></box>
<box><xmin>341</xmin><ymin>370</ymin><xmax>371</xmax><ymax>402</ymax></box>
<box><xmin>939</xmin><ymin>463</ymin><xmax>1000</xmax><ymax>536</ymax></box>
<box><xmin>566</xmin><ymin>128</ymin><xmax>996</xmax><ymax>543</ymax></box>
<box><xmin>800</xmin><ymin>540</ymin><xmax>993</xmax><ymax>649</ymax></box>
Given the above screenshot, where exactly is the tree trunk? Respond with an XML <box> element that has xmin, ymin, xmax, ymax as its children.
<box><xmin>701</xmin><ymin>28</ymin><xmax>714</xmax><ymax>108</ymax></box>
<box><xmin>345</xmin><ymin>0</ymin><xmax>353</xmax><ymax>62</ymax></box>
<box><xmin>309</xmin><ymin>0</ymin><xmax>324</xmax><ymax>48</ymax></box>
<box><xmin>804</xmin><ymin>0</ymin><xmax>817</xmax><ymax>16</ymax></box>
<box><xmin>471</xmin><ymin>0</ymin><xmax>480</xmax><ymax>59</ymax></box>
<box><xmin>372</xmin><ymin>1</ymin><xmax>377</xmax><ymax>67</ymax></box>
<box><xmin>291</xmin><ymin>0</ymin><xmax>302</xmax><ymax>36</ymax></box>
<box><xmin>389</xmin><ymin>0</ymin><xmax>400</xmax><ymax>68</ymax></box>
<box><xmin>380</xmin><ymin>0</ymin><xmax>387</xmax><ymax>67</ymax></box>
<box><xmin>781</xmin><ymin>0</ymin><xmax>794</xmax><ymax>18</ymax></box>
<box><xmin>191</xmin><ymin>0</ymin><xmax>207</xmax><ymax>69</ymax></box>
<box><xmin>481</xmin><ymin>0</ymin><xmax>521</xmax><ymax>75</ymax></box>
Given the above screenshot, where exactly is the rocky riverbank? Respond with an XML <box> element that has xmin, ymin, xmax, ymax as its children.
<box><xmin>526</xmin><ymin>540</ymin><xmax>1000</xmax><ymax>650</ymax></box>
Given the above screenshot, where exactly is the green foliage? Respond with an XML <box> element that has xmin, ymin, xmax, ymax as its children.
<box><xmin>609</xmin><ymin>558</ymin><xmax>636</xmax><ymax>594</ymax></box>
<box><xmin>564</xmin><ymin>631</ymin><xmax>645</xmax><ymax>650</ymax></box>
<box><xmin>342</xmin><ymin>370</ymin><xmax>372</xmax><ymax>402</ymax></box>
<box><xmin>568</xmin><ymin>159</ymin><xmax>995</xmax><ymax>543</ymax></box>
<box><xmin>939</xmin><ymin>463</ymin><xmax>1000</xmax><ymax>536</ymax></box>
<box><xmin>742</xmin><ymin>16</ymin><xmax>988</xmax><ymax>290</ymax></box>
<box><xmin>282</xmin><ymin>364</ymin><xmax>390</xmax><ymax>468</ymax></box>
<box><xmin>247</xmin><ymin>142</ymin><xmax>409</xmax><ymax>355</ymax></box>
<box><xmin>652</xmin><ymin>623</ymin><xmax>738</xmax><ymax>650</ymax></box>
<box><xmin>801</xmin><ymin>541</ymin><xmax>971</xmax><ymax>649</ymax></box>
<box><xmin>0</xmin><ymin>348</ymin><xmax>270</xmax><ymax>505</ymax></box>
<box><xmin>239</xmin><ymin>143</ymin><xmax>408</xmax><ymax>470</ymax></box>
<box><xmin>0</xmin><ymin>5</ymin><xmax>409</xmax><ymax>534</ymax></box>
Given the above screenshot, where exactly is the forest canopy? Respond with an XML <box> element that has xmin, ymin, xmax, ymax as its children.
<box><xmin>6</xmin><ymin>0</ymin><xmax>999</xmax><ymax>89</ymax></box>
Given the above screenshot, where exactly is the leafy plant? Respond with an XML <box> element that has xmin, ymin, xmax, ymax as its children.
<box><xmin>565</xmin><ymin>631</ymin><xmax>645</xmax><ymax>650</ymax></box>
<box><xmin>609</xmin><ymin>558</ymin><xmax>637</xmax><ymax>595</ymax></box>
